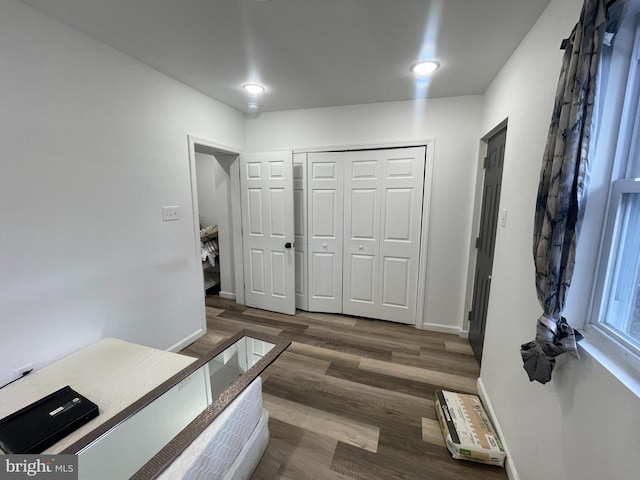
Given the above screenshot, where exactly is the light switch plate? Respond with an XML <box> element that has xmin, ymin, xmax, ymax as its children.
<box><xmin>500</xmin><ymin>208</ymin><xmax>508</xmax><ymax>227</ymax></box>
<box><xmin>162</xmin><ymin>206</ymin><xmax>180</xmax><ymax>221</ymax></box>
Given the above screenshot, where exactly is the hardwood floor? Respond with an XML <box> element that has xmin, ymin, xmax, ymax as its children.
<box><xmin>180</xmin><ymin>295</ymin><xmax>508</xmax><ymax>480</ymax></box>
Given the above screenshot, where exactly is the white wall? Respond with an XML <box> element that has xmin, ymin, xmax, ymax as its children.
<box><xmin>245</xmin><ymin>96</ymin><xmax>483</xmax><ymax>331</ymax></box>
<box><xmin>194</xmin><ymin>151</ymin><xmax>236</xmax><ymax>297</ymax></box>
<box><xmin>479</xmin><ymin>0</ymin><xmax>640</xmax><ymax>479</ymax></box>
<box><xmin>0</xmin><ymin>0</ymin><xmax>244</xmax><ymax>386</ymax></box>
<box><xmin>195</xmin><ymin>152</ymin><xmax>220</xmax><ymax>229</ymax></box>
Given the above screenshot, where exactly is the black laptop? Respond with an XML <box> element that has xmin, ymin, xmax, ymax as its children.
<box><xmin>0</xmin><ymin>386</ymin><xmax>99</xmax><ymax>454</ymax></box>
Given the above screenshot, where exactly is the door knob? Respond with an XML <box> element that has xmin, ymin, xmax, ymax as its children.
<box><xmin>359</xmin><ymin>245</ymin><xmax>363</xmax><ymax>250</ymax></box>
<box><xmin>285</xmin><ymin>242</ymin><xmax>293</xmax><ymax>249</ymax></box>
<box><xmin>323</xmin><ymin>243</ymin><xmax>327</xmax><ymax>248</ymax></box>
<box><xmin>487</xmin><ymin>275</ymin><xmax>492</xmax><ymax>281</ymax></box>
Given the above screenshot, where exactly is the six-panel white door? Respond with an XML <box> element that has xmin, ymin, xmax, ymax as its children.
<box><xmin>240</xmin><ymin>151</ymin><xmax>296</xmax><ymax>315</ymax></box>
<box><xmin>307</xmin><ymin>152</ymin><xmax>344</xmax><ymax>312</ymax></box>
<box><xmin>343</xmin><ymin>147</ymin><xmax>426</xmax><ymax>324</ymax></box>
<box><xmin>342</xmin><ymin>151</ymin><xmax>381</xmax><ymax>320</ymax></box>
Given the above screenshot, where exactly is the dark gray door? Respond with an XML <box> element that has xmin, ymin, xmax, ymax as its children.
<box><xmin>469</xmin><ymin>127</ymin><xmax>506</xmax><ymax>364</ymax></box>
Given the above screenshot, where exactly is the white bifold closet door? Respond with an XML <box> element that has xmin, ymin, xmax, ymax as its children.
<box><xmin>240</xmin><ymin>151</ymin><xmax>296</xmax><ymax>315</ymax></box>
<box><xmin>307</xmin><ymin>152</ymin><xmax>344</xmax><ymax>312</ymax></box>
<box><xmin>293</xmin><ymin>153</ymin><xmax>308</xmax><ymax>310</ymax></box>
<box><xmin>343</xmin><ymin>147</ymin><xmax>425</xmax><ymax>324</ymax></box>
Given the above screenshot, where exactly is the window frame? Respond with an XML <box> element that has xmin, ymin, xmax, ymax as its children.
<box><xmin>586</xmin><ymin>19</ymin><xmax>640</xmax><ymax>375</ymax></box>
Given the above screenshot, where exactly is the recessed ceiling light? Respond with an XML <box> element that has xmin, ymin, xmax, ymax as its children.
<box><xmin>243</xmin><ymin>83</ymin><xmax>265</xmax><ymax>95</ymax></box>
<box><xmin>410</xmin><ymin>60</ymin><xmax>440</xmax><ymax>76</ymax></box>
<box><xmin>248</xmin><ymin>102</ymin><xmax>259</xmax><ymax>110</ymax></box>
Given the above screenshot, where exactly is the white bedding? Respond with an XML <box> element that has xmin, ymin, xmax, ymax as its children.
<box><xmin>159</xmin><ymin>377</ymin><xmax>265</xmax><ymax>480</ymax></box>
<box><xmin>1</xmin><ymin>338</ymin><xmax>270</xmax><ymax>479</ymax></box>
<box><xmin>0</xmin><ymin>338</ymin><xmax>195</xmax><ymax>454</ymax></box>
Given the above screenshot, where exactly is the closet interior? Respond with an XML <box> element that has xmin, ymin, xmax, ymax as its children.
<box><xmin>194</xmin><ymin>147</ymin><xmax>236</xmax><ymax>297</ymax></box>
<box><xmin>200</xmin><ymin>225</ymin><xmax>219</xmax><ymax>291</ymax></box>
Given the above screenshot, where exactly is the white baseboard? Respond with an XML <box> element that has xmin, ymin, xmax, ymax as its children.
<box><xmin>477</xmin><ymin>378</ymin><xmax>520</xmax><ymax>480</ymax></box>
<box><xmin>167</xmin><ymin>328</ymin><xmax>205</xmax><ymax>353</ymax></box>
<box><xmin>459</xmin><ymin>329</ymin><xmax>469</xmax><ymax>339</ymax></box>
<box><xmin>422</xmin><ymin>322</ymin><xmax>460</xmax><ymax>335</ymax></box>
<box><xmin>219</xmin><ymin>291</ymin><xmax>236</xmax><ymax>300</ymax></box>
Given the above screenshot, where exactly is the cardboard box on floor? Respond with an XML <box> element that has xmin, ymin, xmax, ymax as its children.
<box><xmin>434</xmin><ymin>390</ymin><xmax>506</xmax><ymax>467</ymax></box>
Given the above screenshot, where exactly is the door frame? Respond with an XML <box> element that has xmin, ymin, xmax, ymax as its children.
<box><xmin>462</xmin><ymin>119</ymin><xmax>508</xmax><ymax>339</ymax></box>
<box><xmin>187</xmin><ymin>135</ymin><xmax>244</xmax><ymax>332</ymax></box>
<box><xmin>295</xmin><ymin>139</ymin><xmax>434</xmax><ymax>329</ymax></box>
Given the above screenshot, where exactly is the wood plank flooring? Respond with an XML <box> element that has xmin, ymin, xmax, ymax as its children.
<box><xmin>180</xmin><ymin>295</ymin><xmax>508</xmax><ymax>480</ymax></box>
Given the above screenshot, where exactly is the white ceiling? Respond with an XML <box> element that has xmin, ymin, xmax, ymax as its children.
<box><xmin>20</xmin><ymin>0</ymin><xmax>552</xmax><ymax>113</ymax></box>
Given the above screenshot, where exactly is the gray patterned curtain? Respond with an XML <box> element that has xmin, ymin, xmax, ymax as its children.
<box><xmin>521</xmin><ymin>0</ymin><xmax>626</xmax><ymax>384</ymax></box>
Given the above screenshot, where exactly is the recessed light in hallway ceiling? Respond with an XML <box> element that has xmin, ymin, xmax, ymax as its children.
<box><xmin>411</xmin><ymin>60</ymin><xmax>440</xmax><ymax>76</ymax></box>
<box><xmin>243</xmin><ymin>83</ymin><xmax>266</xmax><ymax>95</ymax></box>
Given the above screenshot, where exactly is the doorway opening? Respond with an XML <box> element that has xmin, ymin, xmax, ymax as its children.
<box><xmin>187</xmin><ymin>136</ymin><xmax>242</xmax><ymax>332</ymax></box>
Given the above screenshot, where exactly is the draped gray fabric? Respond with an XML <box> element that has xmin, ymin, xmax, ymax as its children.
<box><xmin>520</xmin><ymin>0</ymin><xmax>612</xmax><ymax>384</ymax></box>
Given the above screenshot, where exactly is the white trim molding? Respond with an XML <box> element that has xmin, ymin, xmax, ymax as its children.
<box><xmin>187</xmin><ymin>134</ymin><xmax>243</xmax><ymax>331</ymax></box>
<box><xmin>167</xmin><ymin>328</ymin><xmax>205</xmax><ymax>353</ymax></box>
<box><xmin>292</xmin><ymin>138</ymin><xmax>437</xmax><ymax>154</ymax></box>
<box><xmin>219</xmin><ymin>291</ymin><xmax>237</xmax><ymax>301</ymax></box>
<box><xmin>477</xmin><ymin>377</ymin><xmax>519</xmax><ymax>480</ymax></box>
<box><xmin>229</xmin><ymin>158</ymin><xmax>244</xmax><ymax>305</ymax></box>
<box><xmin>421</xmin><ymin>323</ymin><xmax>461</xmax><ymax>335</ymax></box>
<box><xmin>188</xmin><ymin>135</ymin><xmax>243</xmax><ymax>157</ymax></box>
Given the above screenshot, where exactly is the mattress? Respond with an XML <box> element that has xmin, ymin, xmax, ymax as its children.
<box><xmin>0</xmin><ymin>338</ymin><xmax>196</xmax><ymax>454</ymax></box>
<box><xmin>223</xmin><ymin>408</ymin><xmax>269</xmax><ymax>480</ymax></box>
<box><xmin>159</xmin><ymin>377</ymin><xmax>265</xmax><ymax>480</ymax></box>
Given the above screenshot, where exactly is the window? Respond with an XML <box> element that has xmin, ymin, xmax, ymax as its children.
<box><xmin>589</xmin><ymin>19</ymin><xmax>640</xmax><ymax>369</ymax></box>
<box><xmin>597</xmin><ymin>182</ymin><xmax>640</xmax><ymax>349</ymax></box>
